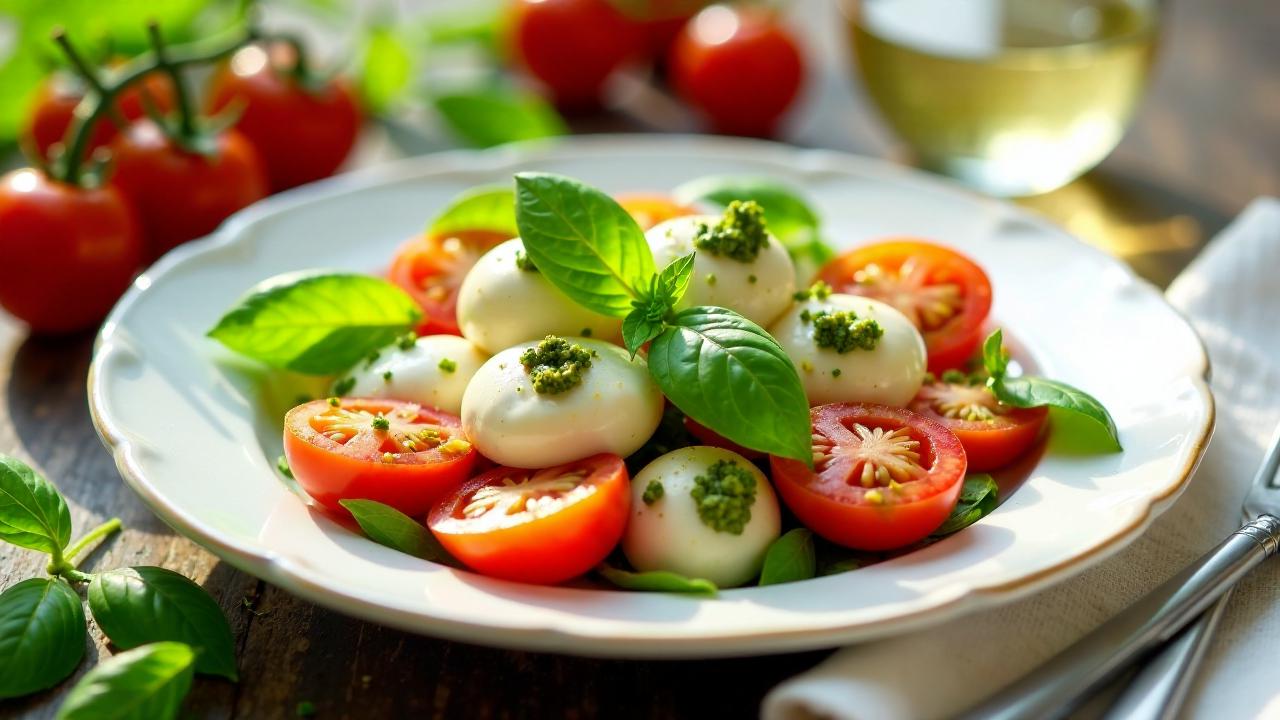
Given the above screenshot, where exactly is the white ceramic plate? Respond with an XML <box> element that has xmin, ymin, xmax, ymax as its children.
<box><xmin>88</xmin><ymin>136</ymin><xmax>1213</xmax><ymax>658</ymax></box>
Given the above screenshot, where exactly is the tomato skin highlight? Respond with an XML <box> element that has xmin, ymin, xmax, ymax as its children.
<box><xmin>284</xmin><ymin>399</ymin><xmax>477</xmax><ymax>517</ymax></box>
<box><xmin>387</xmin><ymin>229</ymin><xmax>513</xmax><ymax>336</ymax></box>
<box><xmin>207</xmin><ymin>48</ymin><xmax>362</xmax><ymax>192</ymax></box>
<box><xmin>909</xmin><ymin>385</ymin><xmax>1048</xmax><ymax>471</ymax></box>
<box><xmin>0</xmin><ymin>169</ymin><xmax>143</xmax><ymax>333</ymax></box>
<box><xmin>428</xmin><ymin>454</ymin><xmax>630</xmax><ymax>585</ymax></box>
<box><xmin>817</xmin><ymin>240</ymin><xmax>993</xmax><ymax>373</ymax></box>
<box><xmin>771</xmin><ymin>403</ymin><xmax>967</xmax><ymax>551</ymax></box>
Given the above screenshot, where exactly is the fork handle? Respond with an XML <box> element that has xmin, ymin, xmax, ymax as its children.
<box><xmin>956</xmin><ymin>515</ymin><xmax>1280</xmax><ymax>720</ymax></box>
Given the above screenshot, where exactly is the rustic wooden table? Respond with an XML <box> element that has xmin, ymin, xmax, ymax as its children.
<box><xmin>2</xmin><ymin>1</ymin><xmax>1276</xmax><ymax>717</ymax></box>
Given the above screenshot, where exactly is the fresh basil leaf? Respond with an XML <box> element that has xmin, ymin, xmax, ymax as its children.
<box><xmin>339</xmin><ymin>499</ymin><xmax>457</xmax><ymax>566</ymax></box>
<box><xmin>514</xmin><ymin>172</ymin><xmax>655</xmax><ymax>317</ymax></box>
<box><xmin>428</xmin><ymin>185</ymin><xmax>517</xmax><ymax>240</ymax></box>
<box><xmin>0</xmin><ymin>454</ymin><xmax>72</xmax><ymax>556</ymax></box>
<box><xmin>993</xmin><ymin>376</ymin><xmax>1122</xmax><ymax>451</ymax></box>
<box><xmin>55</xmin><ymin>642</ymin><xmax>196</xmax><ymax>720</ymax></box>
<box><xmin>0</xmin><ymin>578</ymin><xmax>85</xmax><ymax>699</ymax></box>
<box><xmin>982</xmin><ymin>329</ymin><xmax>1009</xmax><ymax>379</ymax></box>
<box><xmin>655</xmin><ymin>252</ymin><xmax>696</xmax><ymax>305</ymax></box>
<box><xmin>648</xmin><ymin>307</ymin><xmax>812</xmax><ymax>464</ymax></box>
<box><xmin>932</xmin><ymin>474</ymin><xmax>999</xmax><ymax>537</ymax></box>
<box><xmin>758</xmin><ymin>529</ymin><xmax>816</xmax><ymax>586</ymax></box>
<box><xmin>622</xmin><ymin>309</ymin><xmax>666</xmax><ymax>358</ymax></box>
<box><xmin>87</xmin><ymin>567</ymin><xmax>237</xmax><ymax>681</ymax></box>
<box><xmin>207</xmin><ymin>271</ymin><xmax>422</xmax><ymax>375</ymax></box>
<box><xmin>597</xmin><ymin>564</ymin><xmax>717</xmax><ymax>596</ymax></box>
<box><xmin>434</xmin><ymin>90</ymin><xmax>566</xmax><ymax>148</ymax></box>
<box><xmin>673</xmin><ymin>176</ymin><xmax>820</xmax><ymax>246</ymax></box>
<box><xmin>818</xmin><ymin>558</ymin><xmax>864</xmax><ymax>576</ymax></box>
<box><xmin>357</xmin><ymin>25</ymin><xmax>413</xmax><ymax>114</ymax></box>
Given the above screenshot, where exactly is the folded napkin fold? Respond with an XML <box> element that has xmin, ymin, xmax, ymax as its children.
<box><xmin>764</xmin><ymin>198</ymin><xmax>1280</xmax><ymax>720</ymax></box>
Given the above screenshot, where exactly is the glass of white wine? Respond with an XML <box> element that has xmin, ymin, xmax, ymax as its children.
<box><xmin>844</xmin><ymin>0</ymin><xmax>1160</xmax><ymax>196</ymax></box>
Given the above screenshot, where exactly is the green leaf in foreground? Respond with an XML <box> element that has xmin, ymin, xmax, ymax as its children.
<box><xmin>87</xmin><ymin>567</ymin><xmax>238</xmax><ymax>680</ymax></box>
<box><xmin>340</xmin><ymin>499</ymin><xmax>458</xmax><ymax>566</ymax></box>
<box><xmin>932</xmin><ymin>474</ymin><xmax>999</xmax><ymax>537</ymax></box>
<box><xmin>597</xmin><ymin>565</ymin><xmax>717</xmax><ymax>596</ymax></box>
<box><xmin>514</xmin><ymin>172</ymin><xmax>655</xmax><ymax>317</ymax></box>
<box><xmin>428</xmin><ymin>185</ymin><xmax>517</xmax><ymax>240</ymax></box>
<box><xmin>759</xmin><ymin>529</ymin><xmax>816</xmax><ymax>586</ymax></box>
<box><xmin>56</xmin><ymin>642</ymin><xmax>196</xmax><ymax>720</ymax></box>
<box><xmin>207</xmin><ymin>272</ymin><xmax>422</xmax><ymax>375</ymax></box>
<box><xmin>648</xmin><ymin>307</ymin><xmax>812</xmax><ymax>463</ymax></box>
<box><xmin>0</xmin><ymin>454</ymin><xmax>72</xmax><ymax>556</ymax></box>
<box><xmin>0</xmin><ymin>578</ymin><xmax>86</xmax><ymax>699</ymax></box>
<box><xmin>434</xmin><ymin>89</ymin><xmax>566</xmax><ymax>148</ymax></box>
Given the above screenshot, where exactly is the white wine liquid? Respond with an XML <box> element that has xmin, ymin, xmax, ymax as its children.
<box><xmin>849</xmin><ymin>0</ymin><xmax>1158</xmax><ymax>196</ymax></box>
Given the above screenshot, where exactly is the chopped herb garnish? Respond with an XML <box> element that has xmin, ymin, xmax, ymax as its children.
<box><xmin>748</xmin><ymin>274</ymin><xmax>758</xmax><ymax>284</ymax></box>
<box><xmin>642</xmin><ymin>480</ymin><xmax>665</xmax><ymax>505</ymax></box>
<box><xmin>371</xmin><ymin>415</ymin><xmax>390</xmax><ymax>431</ymax></box>
<box><xmin>691</xmin><ymin>460</ymin><xmax>758</xmax><ymax>534</ymax></box>
<box><xmin>396</xmin><ymin>332</ymin><xmax>418</xmax><ymax>351</ymax></box>
<box><xmin>382</xmin><ymin>370</ymin><xmax>393</xmax><ymax>382</ymax></box>
<box><xmin>693</xmin><ymin>200</ymin><xmax>769</xmax><ymax>262</ymax></box>
<box><xmin>581</xmin><ymin>327</ymin><xmax>593</xmax><ymax>337</ymax></box>
<box><xmin>438</xmin><ymin>358</ymin><xmax>458</xmax><ymax>373</ymax></box>
<box><xmin>514</xmin><ymin>249</ymin><xmax>539</xmax><ymax>272</ymax></box>
<box><xmin>811</xmin><ymin>310</ymin><xmax>884</xmax><ymax>353</ymax></box>
<box><xmin>326</xmin><ymin>396</ymin><xmax>341</xmax><ymax>407</ymax></box>
<box><xmin>793</xmin><ymin>280</ymin><xmax>833</xmax><ymax>301</ymax></box>
<box><xmin>832</xmin><ymin>368</ymin><xmax>842</xmax><ymax>378</ymax></box>
<box><xmin>705</xmin><ymin>273</ymin><xmax>717</xmax><ymax>285</ymax></box>
<box><xmin>333</xmin><ymin>376</ymin><xmax>355</xmax><ymax>396</ymax></box>
<box><xmin>519</xmin><ymin>335</ymin><xmax>594</xmax><ymax>395</ymax></box>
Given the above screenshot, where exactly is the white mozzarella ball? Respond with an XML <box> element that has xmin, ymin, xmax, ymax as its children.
<box><xmin>345</xmin><ymin>335</ymin><xmax>488</xmax><ymax>415</ymax></box>
<box><xmin>456</xmin><ymin>238</ymin><xmax>622</xmax><ymax>354</ymax></box>
<box><xmin>461</xmin><ymin>338</ymin><xmax>663</xmax><ymax>468</ymax></box>
<box><xmin>771</xmin><ymin>293</ymin><xmax>927</xmax><ymax>407</ymax></box>
<box><xmin>622</xmin><ymin>446</ymin><xmax>780</xmax><ymax>588</ymax></box>
<box><xmin>646</xmin><ymin>215</ymin><xmax>795</xmax><ymax>327</ymax></box>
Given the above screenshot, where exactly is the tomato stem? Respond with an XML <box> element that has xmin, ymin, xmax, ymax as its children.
<box><xmin>146</xmin><ymin>22</ymin><xmax>197</xmax><ymax>139</ymax></box>
<box><xmin>50</xmin><ymin>29</ymin><xmax>128</xmax><ymax>129</ymax></box>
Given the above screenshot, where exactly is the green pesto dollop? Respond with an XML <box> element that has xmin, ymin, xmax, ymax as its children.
<box><xmin>642</xmin><ymin>480</ymin><xmax>665</xmax><ymax>505</ymax></box>
<box><xmin>693</xmin><ymin>200</ymin><xmax>769</xmax><ymax>263</ymax></box>
<box><xmin>811</xmin><ymin>310</ymin><xmax>884</xmax><ymax>353</ymax></box>
<box><xmin>519</xmin><ymin>335</ymin><xmax>595</xmax><ymax>395</ymax></box>
<box><xmin>514</xmin><ymin>249</ymin><xmax>539</xmax><ymax>272</ymax></box>
<box><xmin>371</xmin><ymin>414</ymin><xmax>390</xmax><ymax>431</ymax></box>
<box><xmin>793</xmin><ymin>280</ymin><xmax>833</xmax><ymax>302</ymax></box>
<box><xmin>690</xmin><ymin>459</ymin><xmax>757</xmax><ymax>535</ymax></box>
<box><xmin>438</xmin><ymin>357</ymin><xmax>458</xmax><ymax>373</ymax></box>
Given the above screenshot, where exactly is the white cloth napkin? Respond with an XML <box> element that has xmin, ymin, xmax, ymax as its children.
<box><xmin>764</xmin><ymin>198</ymin><xmax>1280</xmax><ymax>720</ymax></box>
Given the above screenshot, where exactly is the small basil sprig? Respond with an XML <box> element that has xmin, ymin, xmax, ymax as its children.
<box><xmin>758</xmin><ymin>529</ymin><xmax>816</xmax><ymax>586</ymax></box>
<box><xmin>515</xmin><ymin>172</ymin><xmax>812</xmax><ymax>464</ymax></box>
<box><xmin>596</xmin><ymin>564</ymin><xmax>718</xmax><ymax>596</ymax></box>
<box><xmin>340</xmin><ymin>499</ymin><xmax>459</xmax><ymax>566</ymax></box>
<box><xmin>932</xmin><ymin>474</ymin><xmax>999</xmax><ymax>537</ymax></box>
<box><xmin>0</xmin><ymin>454</ymin><xmax>237</xmax><ymax>708</ymax></box>
<box><xmin>983</xmin><ymin>330</ymin><xmax>1122</xmax><ymax>451</ymax></box>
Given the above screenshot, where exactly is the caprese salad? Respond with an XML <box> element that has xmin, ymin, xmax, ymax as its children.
<box><xmin>208</xmin><ymin>173</ymin><xmax>1121</xmax><ymax>594</ymax></box>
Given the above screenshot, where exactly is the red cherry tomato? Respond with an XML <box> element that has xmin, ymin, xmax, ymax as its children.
<box><xmin>817</xmin><ymin>240</ymin><xmax>994</xmax><ymax>373</ymax></box>
<box><xmin>616</xmin><ymin>193</ymin><xmax>700</xmax><ymax>231</ymax></box>
<box><xmin>24</xmin><ymin>70</ymin><xmax>173</xmax><ymax>161</ymax></box>
<box><xmin>634</xmin><ymin>0</ymin><xmax>701</xmax><ymax>59</ymax></box>
<box><xmin>429</xmin><ymin>454</ymin><xmax>630</xmax><ymax>584</ymax></box>
<box><xmin>682</xmin><ymin>416</ymin><xmax>764</xmax><ymax>460</ymax></box>
<box><xmin>771</xmin><ymin>403</ymin><xmax>967</xmax><ymax>551</ymax></box>
<box><xmin>108</xmin><ymin>120</ymin><xmax>268</xmax><ymax>259</ymax></box>
<box><xmin>284</xmin><ymin>398</ymin><xmax>478</xmax><ymax>517</ymax></box>
<box><xmin>506</xmin><ymin>0</ymin><xmax>645</xmax><ymax>108</ymax></box>
<box><xmin>669</xmin><ymin>5</ymin><xmax>805</xmax><ymax>137</ymax></box>
<box><xmin>0</xmin><ymin>169</ymin><xmax>143</xmax><ymax>333</ymax></box>
<box><xmin>387</xmin><ymin>229</ymin><xmax>513</xmax><ymax>336</ymax></box>
<box><xmin>207</xmin><ymin>45</ymin><xmax>361</xmax><ymax>192</ymax></box>
<box><xmin>909</xmin><ymin>381</ymin><xmax>1047</xmax><ymax>471</ymax></box>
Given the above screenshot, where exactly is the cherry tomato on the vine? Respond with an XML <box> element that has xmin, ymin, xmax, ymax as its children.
<box><xmin>669</xmin><ymin>4</ymin><xmax>805</xmax><ymax>137</ymax></box>
<box><xmin>0</xmin><ymin>169</ymin><xmax>143</xmax><ymax>333</ymax></box>
<box><xmin>388</xmin><ymin>229</ymin><xmax>513</xmax><ymax>336</ymax></box>
<box><xmin>24</xmin><ymin>69</ymin><xmax>174</xmax><ymax>161</ymax></box>
<box><xmin>109</xmin><ymin>120</ymin><xmax>268</xmax><ymax>259</ymax></box>
<box><xmin>910</xmin><ymin>380</ymin><xmax>1047</xmax><ymax>471</ymax></box>
<box><xmin>207</xmin><ymin>45</ymin><xmax>362</xmax><ymax>192</ymax></box>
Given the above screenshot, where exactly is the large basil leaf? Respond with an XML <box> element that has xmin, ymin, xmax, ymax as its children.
<box><xmin>648</xmin><ymin>307</ymin><xmax>812</xmax><ymax>463</ymax></box>
<box><xmin>340</xmin><ymin>499</ymin><xmax>457</xmax><ymax>566</ymax></box>
<box><xmin>758</xmin><ymin>529</ymin><xmax>816</xmax><ymax>586</ymax></box>
<box><xmin>87</xmin><ymin>567</ymin><xmax>237</xmax><ymax>680</ymax></box>
<box><xmin>428</xmin><ymin>185</ymin><xmax>517</xmax><ymax>240</ymax></box>
<box><xmin>55</xmin><ymin>642</ymin><xmax>196</xmax><ymax>720</ymax></box>
<box><xmin>0</xmin><ymin>578</ymin><xmax>85</xmax><ymax>699</ymax></box>
<box><xmin>0</xmin><ymin>454</ymin><xmax>72</xmax><ymax>556</ymax></box>
<box><xmin>597</xmin><ymin>565</ymin><xmax>717</xmax><ymax>596</ymax></box>
<box><xmin>207</xmin><ymin>271</ymin><xmax>422</xmax><ymax>375</ymax></box>
<box><xmin>434</xmin><ymin>90</ymin><xmax>566</xmax><ymax>148</ymax></box>
<box><xmin>932</xmin><ymin>474</ymin><xmax>999</xmax><ymax>537</ymax></box>
<box><xmin>514</xmin><ymin>172</ymin><xmax>655</xmax><ymax>317</ymax></box>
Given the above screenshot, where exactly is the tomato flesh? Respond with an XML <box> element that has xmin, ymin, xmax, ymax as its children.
<box><xmin>910</xmin><ymin>382</ymin><xmax>1047</xmax><ymax>471</ymax></box>
<box><xmin>817</xmin><ymin>240</ymin><xmax>993</xmax><ymax>373</ymax></box>
<box><xmin>284</xmin><ymin>398</ymin><xmax>477</xmax><ymax>517</ymax></box>
<box><xmin>771</xmin><ymin>403</ymin><xmax>967</xmax><ymax>550</ymax></box>
<box><xmin>616</xmin><ymin>193</ymin><xmax>699</xmax><ymax>231</ymax></box>
<box><xmin>387</xmin><ymin>229</ymin><xmax>512</xmax><ymax>336</ymax></box>
<box><xmin>429</xmin><ymin>454</ymin><xmax>630</xmax><ymax>584</ymax></box>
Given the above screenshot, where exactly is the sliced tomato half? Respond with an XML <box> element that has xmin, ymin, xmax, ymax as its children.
<box><xmin>388</xmin><ymin>228</ymin><xmax>511</xmax><ymax>336</ymax></box>
<box><xmin>284</xmin><ymin>398</ymin><xmax>477</xmax><ymax>516</ymax></box>
<box><xmin>770</xmin><ymin>403</ymin><xmax>967</xmax><ymax>550</ymax></box>
<box><xmin>909</xmin><ymin>381</ymin><xmax>1047</xmax><ymax>471</ymax></box>
<box><xmin>616</xmin><ymin>193</ymin><xmax>700</xmax><ymax>231</ymax></box>
<box><xmin>817</xmin><ymin>240</ymin><xmax>993</xmax><ymax>372</ymax></box>
<box><xmin>428</xmin><ymin>454</ymin><xmax>630</xmax><ymax>584</ymax></box>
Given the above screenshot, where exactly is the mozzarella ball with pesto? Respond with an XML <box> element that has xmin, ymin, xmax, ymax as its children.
<box><xmin>344</xmin><ymin>335</ymin><xmax>487</xmax><ymax>415</ymax></box>
<box><xmin>646</xmin><ymin>204</ymin><xmax>795</xmax><ymax>327</ymax></box>
<box><xmin>771</xmin><ymin>291</ymin><xmax>927</xmax><ymax>407</ymax></box>
<box><xmin>622</xmin><ymin>446</ymin><xmax>780</xmax><ymax>588</ymax></box>
<box><xmin>456</xmin><ymin>238</ymin><xmax>622</xmax><ymax>354</ymax></box>
<box><xmin>461</xmin><ymin>336</ymin><xmax>663</xmax><ymax>468</ymax></box>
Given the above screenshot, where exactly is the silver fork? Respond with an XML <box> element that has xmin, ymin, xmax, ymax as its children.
<box><xmin>956</xmin><ymin>422</ymin><xmax>1280</xmax><ymax>720</ymax></box>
